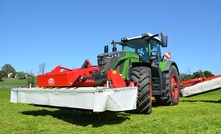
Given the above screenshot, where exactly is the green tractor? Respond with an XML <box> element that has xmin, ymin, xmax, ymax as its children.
<box><xmin>97</xmin><ymin>32</ymin><xmax>180</xmax><ymax>114</ymax></box>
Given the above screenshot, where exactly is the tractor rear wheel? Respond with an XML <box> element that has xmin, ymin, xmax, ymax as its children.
<box><xmin>162</xmin><ymin>65</ymin><xmax>180</xmax><ymax>105</ymax></box>
<box><xmin>130</xmin><ymin>66</ymin><xmax>152</xmax><ymax>114</ymax></box>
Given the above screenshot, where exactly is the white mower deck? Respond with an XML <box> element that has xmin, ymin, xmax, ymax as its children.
<box><xmin>10</xmin><ymin>87</ymin><xmax>137</xmax><ymax>112</ymax></box>
<box><xmin>181</xmin><ymin>77</ymin><xmax>221</xmax><ymax>97</ymax></box>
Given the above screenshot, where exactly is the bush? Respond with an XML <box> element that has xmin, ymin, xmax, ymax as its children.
<box><xmin>26</xmin><ymin>71</ymin><xmax>36</xmax><ymax>87</ymax></box>
<box><xmin>204</xmin><ymin>70</ymin><xmax>214</xmax><ymax>78</ymax></box>
<box><xmin>16</xmin><ymin>72</ymin><xmax>26</xmax><ymax>79</ymax></box>
<box><xmin>27</xmin><ymin>75</ymin><xmax>36</xmax><ymax>87</ymax></box>
<box><xmin>0</xmin><ymin>71</ymin><xmax>3</xmax><ymax>81</ymax></box>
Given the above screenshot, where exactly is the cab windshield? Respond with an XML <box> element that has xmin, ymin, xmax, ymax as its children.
<box><xmin>122</xmin><ymin>38</ymin><xmax>161</xmax><ymax>62</ymax></box>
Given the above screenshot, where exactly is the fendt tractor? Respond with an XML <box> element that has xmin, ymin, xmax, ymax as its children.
<box><xmin>11</xmin><ymin>32</ymin><xmax>180</xmax><ymax>114</ymax></box>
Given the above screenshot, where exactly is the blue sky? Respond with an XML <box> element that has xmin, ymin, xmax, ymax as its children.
<box><xmin>0</xmin><ymin>0</ymin><xmax>221</xmax><ymax>75</ymax></box>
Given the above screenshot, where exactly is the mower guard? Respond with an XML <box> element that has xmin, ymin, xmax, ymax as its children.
<box><xmin>181</xmin><ymin>77</ymin><xmax>221</xmax><ymax>97</ymax></box>
<box><xmin>10</xmin><ymin>87</ymin><xmax>137</xmax><ymax>112</ymax></box>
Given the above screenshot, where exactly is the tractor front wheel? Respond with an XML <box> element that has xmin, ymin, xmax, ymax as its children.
<box><xmin>130</xmin><ymin>66</ymin><xmax>152</xmax><ymax>114</ymax></box>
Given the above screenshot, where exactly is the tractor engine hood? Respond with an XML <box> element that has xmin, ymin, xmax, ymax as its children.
<box><xmin>97</xmin><ymin>51</ymin><xmax>126</xmax><ymax>72</ymax></box>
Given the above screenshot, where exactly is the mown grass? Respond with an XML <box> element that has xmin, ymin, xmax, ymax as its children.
<box><xmin>0</xmin><ymin>88</ymin><xmax>220</xmax><ymax>134</ymax></box>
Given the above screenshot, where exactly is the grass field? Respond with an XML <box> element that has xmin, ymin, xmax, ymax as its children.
<box><xmin>0</xmin><ymin>78</ymin><xmax>27</xmax><ymax>87</ymax></box>
<box><xmin>0</xmin><ymin>88</ymin><xmax>220</xmax><ymax>134</ymax></box>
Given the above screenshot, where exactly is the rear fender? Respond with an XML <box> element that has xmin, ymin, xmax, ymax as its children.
<box><xmin>160</xmin><ymin>60</ymin><xmax>179</xmax><ymax>75</ymax></box>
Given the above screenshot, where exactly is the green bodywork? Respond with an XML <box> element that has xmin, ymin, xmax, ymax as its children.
<box><xmin>159</xmin><ymin>61</ymin><xmax>168</xmax><ymax>72</ymax></box>
<box><xmin>97</xmin><ymin>33</ymin><xmax>177</xmax><ymax>79</ymax></box>
<box><xmin>113</xmin><ymin>51</ymin><xmax>139</xmax><ymax>79</ymax></box>
<box><xmin>111</xmin><ymin>50</ymin><xmax>170</xmax><ymax>79</ymax></box>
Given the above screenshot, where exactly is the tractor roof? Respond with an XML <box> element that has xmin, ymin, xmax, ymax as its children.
<box><xmin>122</xmin><ymin>33</ymin><xmax>161</xmax><ymax>42</ymax></box>
<box><xmin>121</xmin><ymin>33</ymin><xmax>161</xmax><ymax>49</ymax></box>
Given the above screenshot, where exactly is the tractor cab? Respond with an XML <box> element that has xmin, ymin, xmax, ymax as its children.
<box><xmin>97</xmin><ymin>32</ymin><xmax>168</xmax><ymax>79</ymax></box>
<box><xmin>120</xmin><ymin>33</ymin><xmax>166</xmax><ymax>64</ymax></box>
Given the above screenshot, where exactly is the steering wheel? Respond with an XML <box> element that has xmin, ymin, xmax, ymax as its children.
<box><xmin>136</xmin><ymin>52</ymin><xmax>146</xmax><ymax>62</ymax></box>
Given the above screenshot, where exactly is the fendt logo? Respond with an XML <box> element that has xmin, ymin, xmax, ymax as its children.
<box><xmin>48</xmin><ymin>78</ymin><xmax>55</xmax><ymax>85</ymax></box>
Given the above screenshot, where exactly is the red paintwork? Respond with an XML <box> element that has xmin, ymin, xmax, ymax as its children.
<box><xmin>180</xmin><ymin>74</ymin><xmax>221</xmax><ymax>89</ymax></box>
<box><xmin>37</xmin><ymin>60</ymin><xmax>100</xmax><ymax>87</ymax></box>
<box><xmin>106</xmin><ymin>70</ymin><xmax>126</xmax><ymax>88</ymax></box>
<box><xmin>37</xmin><ymin>60</ymin><xmax>127</xmax><ymax>88</ymax></box>
<box><xmin>171</xmin><ymin>74</ymin><xmax>179</xmax><ymax>99</ymax></box>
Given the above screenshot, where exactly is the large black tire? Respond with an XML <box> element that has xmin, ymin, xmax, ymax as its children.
<box><xmin>161</xmin><ymin>65</ymin><xmax>180</xmax><ymax>105</ymax></box>
<box><xmin>130</xmin><ymin>66</ymin><xmax>152</xmax><ymax>114</ymax></box>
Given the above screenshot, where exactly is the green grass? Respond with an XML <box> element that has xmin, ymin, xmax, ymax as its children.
<box><xmin>0</xmin><ymin>78</ymin><xmax>27</xmax><ymax>87</ymax></box>
<box><xmin>0</xmin><ymin>88</ymin><xmax>220</xmax><ymax>134</ymax></box>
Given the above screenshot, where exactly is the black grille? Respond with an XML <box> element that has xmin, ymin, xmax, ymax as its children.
<box><xmin>97</xmin><ymin>51</ymin><xmax>126</xmax><ymax>71</ymax></box>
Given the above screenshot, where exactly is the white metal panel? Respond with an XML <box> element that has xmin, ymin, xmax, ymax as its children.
<box><xmin>181</xmin><ymin>77</ymin><xmax>221</xmax><ymax>97</ymax></box>
<box><xmin>10</xmin><ymin>87</ymin><xmax>137</xmax><ymax>112</ymax></box>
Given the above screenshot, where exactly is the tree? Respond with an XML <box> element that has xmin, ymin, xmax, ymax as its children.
<box><xmin>1</xmin><ymin>64</ymin><xmax>16</xmax><ymax>77</ymax></box>
<box><xmin>179</xmin><ymin>73</ymin><xmax>192</xmax><ymax>82</ymax></box>
<box><xmin>38</xmin><ymin>63</ymin><xmax>46</xmax><ymax>74</ymax></box>
<box><xmin>191</xmin><ymin>70</ymin><xmax>215</xmax><ymax>79</ymax></box>
<box><xmin>203</xmin><ymin>70</ymin><xmax>214</xmax><ymax>78</ymax></box>
<box><xmin>180</xmin><ymin>69</ymin><xmax>215</xmax><ymax>82</ymax></box>
<box><xmin>192</xmin><ymin>70</ymin><xmax>204</xmax><ymax>78</ymax></box>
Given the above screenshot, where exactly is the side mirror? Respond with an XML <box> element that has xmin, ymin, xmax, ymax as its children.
<box><xmin>162</xmin><ymin>35</ymin><xmax>168</xmax><ymax>47</ymax></box>
<box><xmin>104</xmin><ymin>45</ymin><xmax>109</xmax><ymax>53</ymax></box>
